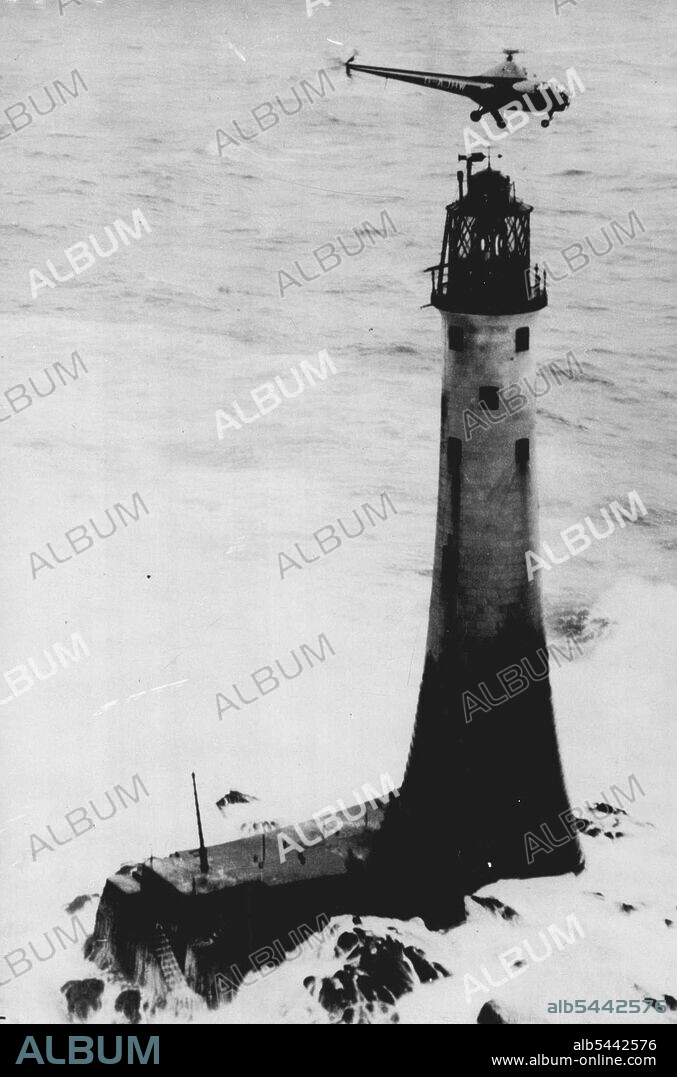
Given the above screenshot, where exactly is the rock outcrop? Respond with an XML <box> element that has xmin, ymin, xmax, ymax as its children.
<box><xmin>61</xmin><ymin>978</ymin><xmax>104</xmax><ymax>1021</ymax></box>
<box><xmin>304</xmin><ymin>917</ymin><xmax>449</xmax><ymax>1023</ymax></box>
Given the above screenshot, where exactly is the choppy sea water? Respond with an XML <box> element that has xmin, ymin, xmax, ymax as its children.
<box><xmin>0</xmin><ymin>0</ymin><xmax>675</xmax><ymax>1024</ymax></box>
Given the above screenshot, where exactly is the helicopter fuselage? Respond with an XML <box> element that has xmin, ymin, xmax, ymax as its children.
<box><xmin>345</xmin><ymin>57</ymin><xmax>571</xmax><ymax>129</ymax></box>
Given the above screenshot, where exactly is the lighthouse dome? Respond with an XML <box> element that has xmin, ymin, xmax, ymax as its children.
<box><xmin>427</xmin><ymin>163</ymin><xmax>546</xmax><ymax>314</ymax></box>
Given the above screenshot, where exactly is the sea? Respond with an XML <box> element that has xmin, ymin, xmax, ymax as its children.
<box><xmin>0</xmin><ymin>0</ymin><xmax>675</xmax><ymax>1025</ymax></box>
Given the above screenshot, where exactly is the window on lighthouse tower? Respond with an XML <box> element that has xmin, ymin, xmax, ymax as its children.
<box><xmin>516</xmin><ymin>438</ymin><xmax>530</xmax><ymax>465</ymax></box>
<box><xmin>479</xmin><ymin>386</ymin><xmax>500</xmax><ymax>411</ymax></box>
<box><xmin>448</xmin><ymin>325</ymin><xmax>465</xmax><ymax>351</ymax></box>
<box><xmin>516</xmin><ymin>327</ymin><xmax>530</xmax><ymax>352</ymax></box>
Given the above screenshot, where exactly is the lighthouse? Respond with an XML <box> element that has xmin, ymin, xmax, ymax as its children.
<box><xmin>371</xmin><ymin>154</ymin><xmax>584</xmax><ymax>927</ymax></box>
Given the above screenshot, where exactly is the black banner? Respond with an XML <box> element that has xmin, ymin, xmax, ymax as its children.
<box><xmin>0</xmin><ymin>1022</ymin><xmax>672</xmax><ymax>1066</ymax></box>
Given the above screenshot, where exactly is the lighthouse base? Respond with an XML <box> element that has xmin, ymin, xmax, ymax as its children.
<box><xmin>377</xmin><ymin>622</ymin><xmax>584</xmax><ymax>921</ymax></box>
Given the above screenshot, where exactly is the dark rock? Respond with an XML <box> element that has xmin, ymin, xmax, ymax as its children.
<box><xmin>550</xmin><ymin>609</ymin><xmax>611</xmax><ymax>646</ymax></box>
<box><xmin>664</xmin><ymin>995</ymin><xmax>676</xmax><ymax>1011</ymax></box>
<box><xmin>61</xmin><ymin>978</ymin><xmax>104</xmax><ymax>1021</ymax></box>
<box><xmin>477</xmin><ymin>1000</ymin><xmax>524</xmax><ymax>1023</ymax></box>
<box><xmin>339</xmin><ymin>968</ymin><xmax>362</xmax><ymax>1003</ymax></box>
<box><xmin>620</xmin><ymin>903</ymin><xmax>636</xmax><ymax>913</ymax></box>
<box><xmin>114</xmin><ymin>988</ymin><xmax>141</xmax><ymax>1024</ymax></box>
<box><xmin>318</xmin><ymin>974</ymin><xmax>351</xmax><ymax>1011</ymax></box>
<box><xmin>404</xmin><ymin>945</ymin><xmax>447</xmax><ymax>984</ymax></box>
<box><xmin>478</xmin><ymin>1001</ymin><xmax>506</xmax><ymax>1023</ymax></box>
<box><xmin>356</xmin><ymin>974</ymin><xmax>382</xmax><ymax>1004</ymax></box>
<box><xmin>82</xmin><ymin>936</ymin><xmax>97</xmax><ymax>962</ymax></box>
<box><xmin>216</xmin><ymin>790</ymin><xmax>258</xmax><ymax>814</ymax></box>
<box><xmin>471</xmin><ymin>895</ymin><xmax>519</xmax><ymax>921</ymax></box>
<box><xmin>65</xmin><ymin>894</ymin><xmax>97</xmax><ymax>915</ymax></box>
<box><xmin>117</xmin><ymin>862</ymin><xmax>141</xmax><ymax>876</ymax></box>
<box><xmin>335</xmin><ymin>931</ymin><xmax>359</xmax><ymax>955</ymax></box>
<box><xmin>310</xmin><ymin>925</ymin><xmax>448</xmax><ymax>1022</ymax></box>
<box><xmin>579</xmin><ymin>800</ymin><xmax>629</xmax><ymax>840</ymax></box>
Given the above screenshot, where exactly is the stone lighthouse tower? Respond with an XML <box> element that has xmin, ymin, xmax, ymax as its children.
<box><xmin>373</xmin><ymin>154</ymin><xmax>583</xmax><ymax>927</ymax></box>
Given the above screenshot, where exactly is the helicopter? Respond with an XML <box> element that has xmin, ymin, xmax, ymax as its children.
<box><xmin>345</xmin><ymin>49</ymin><xmax>570</xmax><ymax>129</ymax></box>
